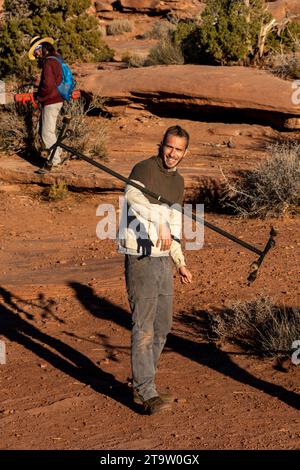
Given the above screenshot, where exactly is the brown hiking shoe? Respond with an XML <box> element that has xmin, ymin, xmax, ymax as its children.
<box><xmin>133</xmin><ymin>389</ymin><xmax>174</xmax><ymax>405</ymax></box>
<box><xmin>143</xmin><ymin>396</ymin><xmax>172</xmax><ymax>415</ymax></box>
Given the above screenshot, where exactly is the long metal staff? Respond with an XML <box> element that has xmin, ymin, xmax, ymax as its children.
<box><xmin>43</xmin><ymin>117</ymin><xmax>277</xmax><ymax>284</ymax></box>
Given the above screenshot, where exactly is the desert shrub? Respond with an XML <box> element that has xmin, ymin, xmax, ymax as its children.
<box><xmin>0</xmin><ymin>19</ymin><xmax>36</xmax><ymax>82</ymax></box>
<box><xmin>174</xmin><ymin>0</ymin><xmax>300</xmax><ymax>66</ymax></box>
<box><xmin>267</xmin><ymin>20</ymin><xmax>300</xmax><ymax>79</ymax></box>
<box><xmin>176</xmin><ymin>0</ymin><xmax>273</xmax><ymax>65</ymax></box>
<box><xmin>210</xmin><ymin>296</ymin><xmax>300</xmax><ymax>359</ymax></box>
<box><xmin>90</xmin><ymin>143</ymin><xmax>109</xmax><ymax>162</ymax></box>
<box><xmin>268</xmin><ymin>21</ymin><xmax>300</xmax><ymax>54</ymax></box>
<box><xmin>0</xmin><ymin>94</ymin><xmax>109</xmax><ymax>161</ymax></box>
<box><xmin>172</xmin><ymin>20</ymin><xmax>199</xmax><ymax>63</ymax></box>
<box><xmin>140</xmin><ymin>21</ymin><xmax>175</xmax><ymax>40</ymax></box>
<box><xmin>121</xmin><ymin>51</ymin><xmax>145</xmax><ymax>68</ymax></box>
<box><xmin>0</xmin><ymin>102</ymin><xmax>39</xmax><ymax>156</ymax></box>
<box><xmin>268</xmin><ymin>53</ymin><xmax>300</xmax><ymax>80</ymax></box>
<box><xmin>221</xmin><ymin>142</ymin><xmax>300</xmax><ymax>217</ymax></box>
<box><xmin>59</xmin><ymin>95</ymin><xmax>109</xmax><ymax>160</ymax></box>
<box><xmin>43</xmin><ymin>181</ymin><xmax>69</xmax><ymax>201</ymax></box>
<box><xmin>0</xmin><ymin>0</ymin><xmax>114</xmax><ymax>80</ymax></box>
<box><xmin>107</xmin><ymin>19</ymin><xmax>133</xmax><ymax>36</ymax></box>
<box><xmin>146</xmin><ymin>37</ymin><xmax>184</xmax><ymax>66</ymax></box>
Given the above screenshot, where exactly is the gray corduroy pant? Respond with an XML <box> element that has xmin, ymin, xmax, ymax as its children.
<box><xmin>125</xmin><ymin>255</ymin><xmax>173</xmax><ymax>401</ymax></box>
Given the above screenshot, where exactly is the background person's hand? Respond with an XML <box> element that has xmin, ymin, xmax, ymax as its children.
<box><xmin>156</xmin><ymin>223</ymin><xmax>172</xmax><ymax>251</ymax></box>
<box><xmin>179</xmin><ymin>266</ymin><xmax>192</xmax><ymax>284</ymax></box>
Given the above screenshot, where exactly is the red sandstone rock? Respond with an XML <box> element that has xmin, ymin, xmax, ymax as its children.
<box><xmin>80</xmin><ymin>64</ymin><xmax>300</xmax><ymax>128</ymax></box>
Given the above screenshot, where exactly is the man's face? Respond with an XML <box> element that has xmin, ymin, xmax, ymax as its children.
<box><xmin>33</xmin><ymin>45</ymin><xmax>43</xmax><ymax>60</ymax></box>
<box><xmin>161</xmin><ymin>134</ymin><xmax>188</xmax><ymax>170</ymax></box>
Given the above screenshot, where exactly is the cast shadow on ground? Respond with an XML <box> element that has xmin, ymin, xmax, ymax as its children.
<box><xmin>0</xmin><ymin>286</ymin><xmax>137</xmax><ymax>413</ymax></box>
<box><xmin>70</xmin><ymin>282</ymin><xmax>300</xmax><ymax>411</ymax></box>
<box><xmin>17</xmin><ymin>147</ymin><xmax>45</xmax><ymax>169</ymax></box>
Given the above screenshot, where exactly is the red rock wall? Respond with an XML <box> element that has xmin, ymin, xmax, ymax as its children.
<box><xmin>92</xmin><ymin>1</ymin><xmax>300</xmax><ymax>20</ymax></box>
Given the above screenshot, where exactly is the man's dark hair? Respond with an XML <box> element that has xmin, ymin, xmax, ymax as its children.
<box><xmin>162</xmin><ymin>125</ymin><xmax>190</xmax><ymax>149</ymax></box>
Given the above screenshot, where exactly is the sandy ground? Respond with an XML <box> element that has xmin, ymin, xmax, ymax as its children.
<box><xmin>0</xmin><ymin>180</ymin><xmax>299</xmax><ymax>450</ymax></box>
<box><xmin>0</xmin><ymin>10</ymin><xmax>299</xmax><ymax>451</ymax></box>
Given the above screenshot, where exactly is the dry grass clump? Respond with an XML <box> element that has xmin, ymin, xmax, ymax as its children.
<box><xmin>210</xmin><ymin>296</ymin><xmax>300</xmax><ymax>359</ymax></box>
<box><xmin>0</xmin><ymin>103</ymin><xmax>39</xmax><ymax>155</ymax></box>
<box><xmin>221</xmin><ymin>142</ymin><xmax>300</xmax><ymax>217</ymax></box>
<box><xmin>140</xmin><ymin>21</ymin><xmax>175</xmax><ymax>40</ymax></box>
<box><xmin>107</xmin><ymin>19</ymin><xmax>133</xmax><ymax>36</ymax></box>
<box><xmin>60</xmin><ymin>96</ymin><xmax>109</xmax><ymax>159</ymax></box>
<box><xmin>89</xmin><ymin>142</ymin><xmax>109</xmax><ymax>162</ymax></box>
<box><xmin>121</xmin><ymin>51</ymin><xmax>145</xmax><ymax>68</ymax></box>
<box><xmin>140</xmin><ymin>20</ymin><xmax>183</xmax><ymax>66</ymax></box>
<box><xmin>147</xmin><ymin>38</ymin><xmax>184</xmax><ymax>65</ymax></box>
<box><xmin>268</xmin><ymin>52</ymin><xmax>300</xmax><ymax>79</ymax></box>
<box><xmin>98</xmin><ymin>24</ymin><xmax>107</xmax><ymax>37</ymax></box>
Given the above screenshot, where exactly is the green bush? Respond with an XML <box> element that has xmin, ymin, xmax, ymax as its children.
<box><xmin>4</xmin><ymin>0</ymin><xmax>91</xmax><ymax>19</ymax></box>
<box><xmin>0</xmin><ymin>0</ymin><xmax>114</xmax><ymax>80</ymax></box>
<box><xmin>175</xmin><ymin>0</ymin><xmax>300</xmax><ymax>66</ymax></box>
<box><xmin>172</xmin><ymin>20</ymin><xmax>201</xmax><ymax>64</ymax></box>
<box><xmin>173</xmin><ymin>20</ymin><xmax>197</xmax><ymax>46</ymax></box>
<box><xmin>199</xmin><ymin>0</ymin><xmax>261</xmax><ymax>64</ymax></box>
<box><xmin>267</xmin><ymin>21</ymin><xmax>300</xmax><ymax>54</ymax></box>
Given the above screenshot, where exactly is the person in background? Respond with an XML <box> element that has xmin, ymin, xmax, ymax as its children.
<box><xmin>28</xmin><ymin>35</ymin><xmax>63</xmax><ymax>168</ymax></box>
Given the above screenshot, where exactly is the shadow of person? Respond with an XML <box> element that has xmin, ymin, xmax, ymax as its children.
<box><xmin>166</xmin><ymin>335</ymin><xmax>300</xmax><ymax>411</ymax></box>
<box><xmin>0</xmin><ymin>286</ymin><xmax>136</xmax><ymax>411</ymax></box>
<box><xmin>70</xmin><ymin>282</ymin><xmax>300</xmax><ymax>411</ymax></box>
<box><xmin>68</xmin><ymin>282</ymin><xmax>131</xmax><ymax>331</ymax></box>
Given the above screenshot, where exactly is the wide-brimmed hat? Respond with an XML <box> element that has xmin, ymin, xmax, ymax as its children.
<box><xmin>28</xmin><ymin>36</ymin><xmax>55</xmax><ymax>61</ymax></box>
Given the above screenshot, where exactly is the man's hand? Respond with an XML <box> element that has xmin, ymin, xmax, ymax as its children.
<box><xmin>179</xmin><ymin>266</ymin><xmax>192</xmax><ymax>284</ymax></box>
<box><xmin>156</xmin><ymin>223</ymin><xmax>172</xmax><ymax>251</ymax></box>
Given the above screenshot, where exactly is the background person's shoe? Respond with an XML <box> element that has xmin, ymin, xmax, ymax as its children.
<box><xmin>44</xmin><ymin>161</ymin><xmax>55</xmax><ymax>170</ymax></box>
<box><xmin>133</xmin><ymin>389</ymin><xmax>174</xmax><ymax>405</ymax></box>
<box><xmin>35</xmin><ymin>161</ymin><xmax>52</xmax><ymax>174</ymax></box>
<box><xmin>35</xmin><ymin>160</ymin><xmax>62</xmax><ymax>174</ymax></box>
<box><xmin>143</xmin><ymin>396</ymin><xmax>172</xmax><ymax>415</ymax></box>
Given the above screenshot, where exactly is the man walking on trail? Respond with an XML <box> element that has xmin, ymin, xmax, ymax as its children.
<box><xmin>28</xmin><ymin>36</ymin><xmax>63</xmax><ymax>169</ymax></box>
<box><xmin>118</xmin><ymin>125</ymin><xmax>192</xmax><ymax>415</ymax></box>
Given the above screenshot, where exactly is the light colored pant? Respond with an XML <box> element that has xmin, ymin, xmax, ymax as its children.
<box><xmin>39</xmin><ymin>102</ymin><xmax>63</xmax><ymax>165</ymax></box>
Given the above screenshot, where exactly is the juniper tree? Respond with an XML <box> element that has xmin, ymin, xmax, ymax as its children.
<box><xmin>175</xmin><ymin>0</ymin><xmax>300</xmax><ymax>65</ymax></box>
<box><xmin>0</xmin><ymin>0</ymin><xmax>113</xmax><ymax>80</ymax></box>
